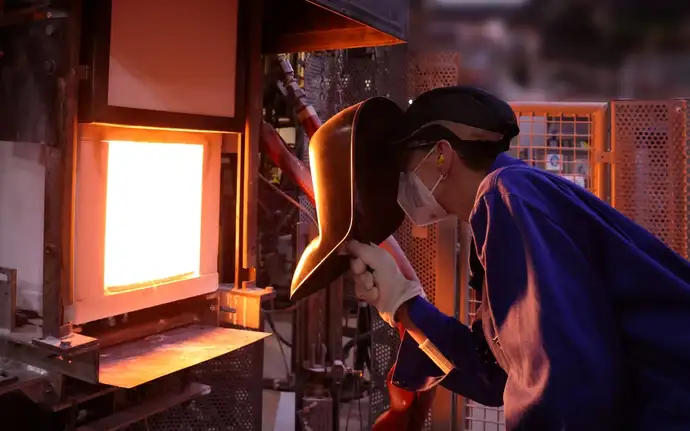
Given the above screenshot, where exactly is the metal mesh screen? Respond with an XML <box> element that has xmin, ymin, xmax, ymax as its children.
<box><xmin>611</xmin><ymin>100</ymin><xmax>689</xmax><ymax>257</ymax></box>
<box><xmin>463</xmin><ymin>104</ymin><xmax>603</xmax><ymax>431</ymax></box>
<box><xmin>407</xmin><ymin>52</ymin><xmax>461</xmax><ymax>99</ymax></box>
<box><xmin>124</xmin><ymin>342</ymin><xmax>264</xmax><ymax>431</ymax></box>
<box><xmin>510</xmin><ymin>107</ymin><xmax>595</xmax><ymax>189</ymax></box>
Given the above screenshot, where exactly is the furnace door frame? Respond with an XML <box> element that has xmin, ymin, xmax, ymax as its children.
<box><xmin>78</xmin><ymin>0</ymin><xmax>249</xmax><ymax>132</ymax></box>
<box><xmin>67</xmin><ymin>124</ymin><xmax>223</xmax><ymax>325</ymax></box>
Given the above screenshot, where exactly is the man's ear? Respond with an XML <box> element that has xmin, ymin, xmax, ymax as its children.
<box><xmin>436</xmin><ymin>140</ymin><xmax>454</xmax><ymax>177</ymax></box>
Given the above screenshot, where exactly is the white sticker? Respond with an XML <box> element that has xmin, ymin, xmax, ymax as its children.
<box><xmin>545</xmin><ymin>153</ymin><xmax>562</xmax><ymax>171</ymax></box>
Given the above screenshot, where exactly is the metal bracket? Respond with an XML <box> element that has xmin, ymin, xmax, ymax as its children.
<box><xmin>32</xmin><ymin>331</ymin><xmax>98</xmax><ymax>356</ymax></box>
<box><xmin>3</xmin><ymin>327</ymin><xmax>99</xmax><ymax>384</ymax></box>
<box><xmin>219</xmin><ymin>283</ymin><xmax>276</xmax><ymax>330</ymax></box>
<box><xmin>4</xmin><ymin>337</ymin><xmax>99</xmax><ymax>384</ymax></box>
<box><xmin>593</xmin><ymin>150</ymin><xmax>615</xmax><ymax>164</ymax></box>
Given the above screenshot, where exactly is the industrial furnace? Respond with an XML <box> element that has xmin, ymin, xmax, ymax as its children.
<box><xmin>0</xmin><ymin>0</ymin><xmax>409</xmax><ymax>429</ymax></box>
<box><xmin>71</xmin><ymin>125</ymin><xmax>222</xmax><ymax>324</ymax></box>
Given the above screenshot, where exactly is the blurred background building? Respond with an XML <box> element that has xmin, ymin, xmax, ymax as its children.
<box><xmin>411</xmin><ymin>0</ymin><xmax>690</xmax><ymax>100</ymax></box>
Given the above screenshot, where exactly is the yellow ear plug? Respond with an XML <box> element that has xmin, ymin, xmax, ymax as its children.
<box><xmin>437</xmin><ymin>154</ymin><xmax>445</xmax><ymax>165</ymax></box>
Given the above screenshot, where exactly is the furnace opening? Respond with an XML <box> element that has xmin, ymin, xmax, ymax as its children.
<box><xmin>103</xmin><ymin>140</ymin><xmax>204</xmax><ymax>293</ymax></box>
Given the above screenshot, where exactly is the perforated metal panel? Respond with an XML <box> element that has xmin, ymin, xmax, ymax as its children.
<box><xmin>124</xmin><ymin>342</ymin><xmax>264</xmax><ymax>431</ymax></box>
<box><xmin>368</xmin><ymin>309</ymin><xmax>400</xmax><ymax>421</ymax></box>
<box><xmin>611</xmin><ymin>100</ymin><xmax>688</xmax><ymax>257</ymax></box>
<box><xmin>392</xmin><ymin>220</ymin><xmax>439</xmax><ymax>429</ymax></box>
<box><xmin>407</xmin><ymin>52</ymin><xmax>461</xmax><ymax>99</ymax></box>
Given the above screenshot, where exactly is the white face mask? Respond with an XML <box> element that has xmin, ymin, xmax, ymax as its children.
<box><xmin>397</xmin><ymin>148</ymin><xmax>449</xmax><ymax>226</ymax></box>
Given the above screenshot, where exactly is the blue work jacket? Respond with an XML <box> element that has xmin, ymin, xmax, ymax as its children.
<box><xmin>392</xmin><ymin>153</ymin><xmax>690</xmax><ymax>430</ymax></box>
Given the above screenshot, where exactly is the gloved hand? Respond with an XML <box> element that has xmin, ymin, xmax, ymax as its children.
<box><xmin>347</xmin><ymin>240</ymin><xmax>426</xmax><ymax>326</ymax></box>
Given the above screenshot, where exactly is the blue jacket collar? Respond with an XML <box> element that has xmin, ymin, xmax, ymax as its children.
<box><xmin>487</xmin><ymin>153</ymin><xmax>527</xmax><ymax>174</ymax></box>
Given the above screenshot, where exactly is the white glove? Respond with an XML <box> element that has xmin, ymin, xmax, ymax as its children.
<box><xmin>346</xmin><ymin>240</ymin><xmax>426</xmax><ymax>326</ymax></box>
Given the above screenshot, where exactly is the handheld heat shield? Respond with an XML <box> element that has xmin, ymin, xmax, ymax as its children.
<box><xmin>290</xmin><ymin>97</ymin><xmax>406</xmax><ymax>301</ymax></box>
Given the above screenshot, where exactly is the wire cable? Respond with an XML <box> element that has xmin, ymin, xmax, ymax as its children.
<box><xmin>258</xmin><ymin>174</ymin><xmax>317</xmax><ymax>226</ymax></box>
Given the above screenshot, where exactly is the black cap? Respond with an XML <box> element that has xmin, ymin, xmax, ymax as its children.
<box><xmin>396</xmin><ymin>86</ymin><xmax>519</xmax><ymax>157</ymax></box>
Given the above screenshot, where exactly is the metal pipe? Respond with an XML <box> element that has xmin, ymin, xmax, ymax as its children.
<box><xmin>509</xmin><ymin>102</ymin><xmax>608</xmax><ymax>116</ymax></box>
<box><xmin>591</xmin><ymin>105</ymin><xmax>610</xmax><ymax>202</ymax></box>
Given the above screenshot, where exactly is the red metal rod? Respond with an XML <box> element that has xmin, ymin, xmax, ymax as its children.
<box><xmin>259</xmin><ymin>121</ymin><xmax>315</xmax><ymax>202</ymax></box>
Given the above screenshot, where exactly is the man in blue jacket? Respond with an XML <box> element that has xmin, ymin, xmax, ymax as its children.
<box><xmin>347</xmin><ymin>86</ymin><xmax>690</xmax><ymax>430</ymax></box>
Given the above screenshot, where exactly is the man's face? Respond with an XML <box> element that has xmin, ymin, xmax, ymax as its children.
<box><xmin>401</xmin><ymin>140</ymin><xmax>484</xmax><ymax>221</ymax></box>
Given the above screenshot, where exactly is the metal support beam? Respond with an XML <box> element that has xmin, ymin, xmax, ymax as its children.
<box><xmin>430</xmin><ymin>217</ymin><xmax>459</xmax><ymax>431</ymax></box>
<box><xmin>42</xmin><ymin>0</ymin><xmax>81</xmax><ymax>337</ymax></box>
<box><xmin>235</xmin><ymin>0</ymin><xmax>264</xmax><ymax>286</ymax></box>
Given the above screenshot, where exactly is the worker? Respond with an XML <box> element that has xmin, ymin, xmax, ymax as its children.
<box><xmin>347</xmin><ymin>86</ymin><xmax>690</xmax><ymax>430</ymax></box>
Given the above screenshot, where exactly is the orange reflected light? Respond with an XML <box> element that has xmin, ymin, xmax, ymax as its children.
<box><xmin>103</xmin><ymin>140</ymin><xmax>204</xmax><ymax>293</ymax></box>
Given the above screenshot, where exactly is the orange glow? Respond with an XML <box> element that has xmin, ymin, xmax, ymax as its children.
<box><xmin>103</xmin><ymin>140</ymin><xmax>204</xmax><ymax>293</ymax></box>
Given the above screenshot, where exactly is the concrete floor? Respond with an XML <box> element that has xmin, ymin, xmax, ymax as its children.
<box><xmin>261</xmin><ymin>314</ymin><xmax>371</xmax><ymax>431</ymax></box>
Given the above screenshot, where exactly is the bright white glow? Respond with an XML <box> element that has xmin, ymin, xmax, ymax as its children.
<box><xmin>103</xmin><ymin>140</ymin><xmax>204</xmax><ymax>292</ymax></box>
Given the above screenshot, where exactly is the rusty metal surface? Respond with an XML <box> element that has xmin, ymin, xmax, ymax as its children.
<box><xmin>611</xmin><ymin>100</ymin><xmax>689</xmax><ymax>257</ymax></box>
<box><xmin>99</xmin><ymin>324</ymin><xmax>269</xmax><ymax>388</ymax></box>
<box><xmin>0</xmin><ymin>267</ymin><xmax>17</xmax><ymax>331</ymax></box>
<box><xmin>0</xmin><ymin>16</ymin><xmax>66</xmax><ymax>143</ymax></box>
<box><xmin>42</xmin><ymin>1</ymin><xmax>81</xmax><ymax>337</ymax></box>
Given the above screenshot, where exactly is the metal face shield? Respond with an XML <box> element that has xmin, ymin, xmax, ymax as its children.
<box><xmin>397</xmin><ymin>147</ymin><xmax>449</xmax><ymax>227</ymax></box>
<box><xmin>290</xmin><ymin>97</ymin><xmax>406</xmax><ymax>301</ymax></box>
